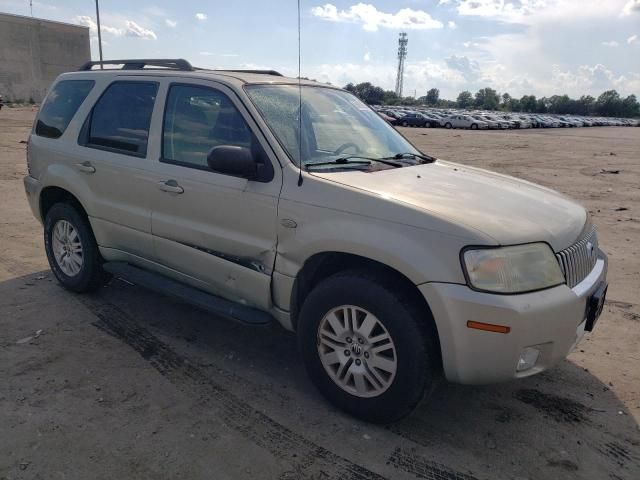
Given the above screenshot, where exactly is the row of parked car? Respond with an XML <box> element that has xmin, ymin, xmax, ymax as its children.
<box><xmin>373</xmin><ymin>106</ymin><xmax>639</xmax><ymax>130</ymax></box>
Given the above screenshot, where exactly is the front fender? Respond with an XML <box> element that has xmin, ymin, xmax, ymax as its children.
<box><xmin>275</xmin><ymin>200</ymin><xmax>473</xmax><ymax>286</ymax></box>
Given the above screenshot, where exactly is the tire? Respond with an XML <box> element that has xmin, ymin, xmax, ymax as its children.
<box><xmin>424</xmin><ymin>122</ymin><xmax>430</xmax><ymax>128</ymax></box>
<box><xmin>444</xmin><ymin>122</ymin><xmax>452</xmax><ymax>129</ymax></box>
<box><xmin>471</xmin><ymin>123</ymin><xmax>478</xmax><ymax>130</ymax></box>
<box><xmin>44</xmin><ymin>202</ymin><xmax>109</xmax><ymax>293</ymax></box>
<box><xmin>402</xmin><ymin>121</ymin><xmax>408</xmax><ymax>127</ymax></box>
<box><xmin>298</xmin><ymin>271</ymin><xmax>437</xmax><ymax>423</ymax></box>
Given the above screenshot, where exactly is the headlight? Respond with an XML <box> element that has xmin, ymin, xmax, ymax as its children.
<box><xmin>462</xmin><ymin>243</ymin><xmax>564</xmax><ymax>294</ymax></box>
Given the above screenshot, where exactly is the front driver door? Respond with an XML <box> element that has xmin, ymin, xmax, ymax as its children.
<box><xmin>148</xmin><ymin>80</ymin><xmax>282</xmax><ymax>310</ymax></box>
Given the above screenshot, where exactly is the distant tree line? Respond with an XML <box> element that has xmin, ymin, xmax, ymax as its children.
<box><xmin>343</xmin><ymin>82</ymin><xmax>640</xmax><ymax>118</ymax></box>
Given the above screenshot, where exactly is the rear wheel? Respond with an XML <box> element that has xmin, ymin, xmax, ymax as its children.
<box><xmin>402</xmin><ymin>121</ymin><xmax>409</xmax><ymax>127</ymax></box>
<box><xmin>424</xmin><ymin>122</ymin><xmax>431</xmax><ymax>128</ymax></box>
<box><xmin>444</xmin><ymin>122</ymin><xmax>452</xmax><ymax>129</ymax></box>
<box><xmin>44</xmin><ymin>203</ymin><xmax>109</xmax><ymax>293</ymax></box>
<box><xmin>471</xmin><ymin>123</ymin><xmax>478</xmax><ymax>130</ymax></box>
<box><xmin>298</xmin><ymin>271</ymin><xmax>437</xmax><ymax>423</ymax></box>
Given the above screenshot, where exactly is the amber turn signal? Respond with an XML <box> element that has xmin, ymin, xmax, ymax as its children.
<box><xmin>466</xmin><ymin>320</ymin><xmax>511</xmax><ymax>334</ymax></box>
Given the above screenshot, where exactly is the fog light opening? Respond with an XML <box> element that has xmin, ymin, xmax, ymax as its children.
<box><xmin>517</xmin><ymin>347</ymin><xmax>540</xmax><ymax>372</ymax></box>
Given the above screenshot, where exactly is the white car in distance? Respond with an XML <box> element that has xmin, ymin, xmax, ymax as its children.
<box><xmin>441</xmin><ymin>115</ymin><xmax>489</xmax><ymax>130</ymax></box>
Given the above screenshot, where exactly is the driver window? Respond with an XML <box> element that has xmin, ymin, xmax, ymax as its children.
<box><xmin>162</xmin><ymin>84</ymin><xmax>252</xmax><ymax>168</ymax></box>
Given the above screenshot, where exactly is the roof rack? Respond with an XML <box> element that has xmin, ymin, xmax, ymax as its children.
<box><xmin>79</xmin><ymin>59</ymin><xmax>193</xmax><ymax>71</ymax></box>
<box><xmin>214</xmin><ymin>69</ymin><xmax>283</xmax><ymax>77</ymax></box>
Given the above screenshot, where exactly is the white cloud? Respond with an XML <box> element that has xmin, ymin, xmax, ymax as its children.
<box><xmin>628</xmin><ymin>34</ymin><xmax>639</xmax><ymax>44</ymax></box>
<box><xmin>73</xmin><ymin>15</ymin><xmax>124</xmax><ymax>36</ymax></box>
<box><xmin>364</xmin><ymin>51</ymin><xmax>371</xmax><ymax>61</ymax></box>
<box><xmin>299</xmin><ymin>55</ymin><xmax>640</xmax><ymax>100</ymax></box>
<box><xmin>622</xmin><ymin>0</ymin><xmax>640</xmax><ymax>15</ymax></box>
<box><xmin>165</xmin><ymin>19</ymin><xmax>177</xmax><ymax>28</ymax></box>
<box><xmin>549</xmin><ymin>63</ymin><xmax>632</xmax><ymax>93</ymax></box>
<box><xmin>445</xmin><ymin>55</ymin><xmax>481</xmax><ymax>81</ymax></box>
<box><xmin>602</xmin><ymin>40</ymin><xmax>619</xmax><ymax>47</ymax></box>
<box><xmin>447</xmin><ymin>20</ymin><xmax>457</xmax><ymax>28</ymax></box>
<box><xmin>125</xmin><ymin>21</ymin><xmax>157</xmax><ymax>40</ymax></box>
<box><xmin>310</xmin><ymin>3</ymin><xmax>443</xmax><ymax>31</ymax></box>
<box><xmin>74</xmin><ymin>15</ymin><xmax>156</xmax><ymax>40</ymax></box>
<box><xmin>453</xmin><ymin>0</ymin><xmax>626</xmax><ymax>25</ymax></box>
<box><xmin>195</xmin><ymin>13</ymin><xmax>208</xmax><ymax>21</ymax></box>
<box><xmin>199</xmin><ymin>51</ymin><xmax>214</xmax><ymax>56</ymax></box>
<box><xmin>455</xmin><ymin>0</ymin><xmax>546</xmax><ymax>22</ymax></box>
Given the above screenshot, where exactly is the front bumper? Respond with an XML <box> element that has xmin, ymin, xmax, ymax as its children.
<box><xmin>419</xmin><ymin>251</ymin><xmax>608</xmax><ymax>384</ymax></box>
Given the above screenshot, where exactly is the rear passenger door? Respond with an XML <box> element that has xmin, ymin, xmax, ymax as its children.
<box><xmin>148</xmin><ymin>80</ymin><xmax>282</xmax><ymax>310</ymax></box>
<box><xmin>74</xmin><ymin>78</ymin><xmax>160</xmax><ymax>260</ymax></box>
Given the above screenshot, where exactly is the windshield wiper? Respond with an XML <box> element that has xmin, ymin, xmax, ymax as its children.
<box><xmin>305</xmin><ymin>155</ymin><xmax>403</xmax><ymax>170</ymax></box>
<box><xmin>386</xmin><ymin>152</ymin><xmax>436</xmax><ymax>163</ymax></box>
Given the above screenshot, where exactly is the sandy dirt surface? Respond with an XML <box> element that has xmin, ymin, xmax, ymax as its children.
<box><xmin>1</xmin><ymin>108</ymin><xmax>639</xmax><ymax>480</ymax></box>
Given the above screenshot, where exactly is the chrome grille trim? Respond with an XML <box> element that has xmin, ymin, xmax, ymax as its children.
<box><xmin>556</xmin><ymin>226</ymin><xmax>598</xmax><ymax>288</ymax></box>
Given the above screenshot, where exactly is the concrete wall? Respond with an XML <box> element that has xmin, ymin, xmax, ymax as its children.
<box><xmin>0</xmin><ymin>13</ymin><xmax>90</xmax><ymax>103</ymax></box>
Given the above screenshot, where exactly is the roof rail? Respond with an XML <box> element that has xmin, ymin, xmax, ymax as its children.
<box><xmin>214</xmin><ymin>69</ymin><xmax>283</xmax><ymax>77</ymax></box>
<box><xmin>79</xmin><ymin>59</ymin><xmax>193</xmax><ymax>71</ymax></box>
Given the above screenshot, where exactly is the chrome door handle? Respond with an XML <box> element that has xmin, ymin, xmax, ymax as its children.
<box><xmin>158</xmin><ymin>179</ymin><xmax>184</xmax><ymax>194</ymax></box>
<box><xmin>75</xmin><ymin>161</ymin><xmax>95</xmax><ymax>173</ymax></box>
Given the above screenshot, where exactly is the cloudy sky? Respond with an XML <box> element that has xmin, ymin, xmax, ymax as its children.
<box><xmin>1</xmin><ymin>0</ymin><xmax>639</xmax><ymax>99</ymax></box>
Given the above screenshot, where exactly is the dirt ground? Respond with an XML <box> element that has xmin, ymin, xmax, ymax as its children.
<box><xmin>1</xmin><ymin>107</ymin><xmax>639</xmax><ymax>480</ymax></box>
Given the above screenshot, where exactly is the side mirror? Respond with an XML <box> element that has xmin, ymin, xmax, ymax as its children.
<box><xmin>207</xmin><ymin>145</ymin><xmax>257</xmax><ymax>180</ymax></box>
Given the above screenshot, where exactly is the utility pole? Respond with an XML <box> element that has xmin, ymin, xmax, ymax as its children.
<box><xmin>95</xmin><ymin>0</ymin><xmax>104</xmax><ymax>68</ymax></box>
<box><xmin>30</xmin><ymin>1</ymin><xmax>33</xmax><ymax>16</ymax></box>
<box><xmin>395</xmin><ymin>32</ymin><xmax>408</xmax><ymax>98</ymax></box>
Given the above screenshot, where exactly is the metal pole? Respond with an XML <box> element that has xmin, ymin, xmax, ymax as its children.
<box><xmin>95</xmin><ymin>0</ymin><xmax>104</xmax><ymax>68</ymax></box>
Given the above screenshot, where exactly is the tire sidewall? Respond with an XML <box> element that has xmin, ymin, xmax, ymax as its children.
<box><xmin>298</xmin><ymin>274</ymin><xmax>433</xmax><ymax>422</ymax></box>
<box><xmin>44</xmin><ymin>203</ymin><xmax>101</xmax><ymax>292</ymax></box>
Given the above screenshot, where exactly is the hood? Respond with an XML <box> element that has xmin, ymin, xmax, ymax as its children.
<box><xmin>312</xmin><ymin>160</ymin><xmax>587</xmax><ymax>252</ymax></box>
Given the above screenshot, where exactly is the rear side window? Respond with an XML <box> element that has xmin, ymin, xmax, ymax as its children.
<box><xmin>35</xmin><ymin>80</ymin><xmax>95</xmax><ymax>139</ymax></box>
<box><xmin>82</xmin><ymin>81</ymin><xmax>158</xmax><ymax>157</ymax></box>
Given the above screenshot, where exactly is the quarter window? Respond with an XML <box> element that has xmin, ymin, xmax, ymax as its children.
<box><xmin>162</xmin><ymin>84</ymin><xmax>252</xmax><ymax>168</ymax></box>
<box><xmin>35</xmin><ymin>80</ymin><xmax>95</xmax><ymax>139</ymax></box>
<box><xmin>84</xmin><ymin>81</ymin><xmax>158</xmax><ymax>157</ymax></box>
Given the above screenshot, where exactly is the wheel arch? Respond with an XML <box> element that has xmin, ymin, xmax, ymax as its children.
<box><xmin>40</xmin><ymin>186</ymin><xmax>89</xmax><ymax>222</ymax></box>
<box><xmin>290</xmin><ymin>251</ymin><xmax>442</xmax><ymax>367</ymax></box>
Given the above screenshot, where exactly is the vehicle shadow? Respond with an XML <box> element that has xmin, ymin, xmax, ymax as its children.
<box><xmin>3</xmin><ymin>271</ymin><xmax>640</xmax><ymax>480</ymax></box>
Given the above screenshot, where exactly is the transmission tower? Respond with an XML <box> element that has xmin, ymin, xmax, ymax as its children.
<box><xmin>395</xmin><ymin>32</ymin><xmax>408</xmax><ymax>97</ymax></box>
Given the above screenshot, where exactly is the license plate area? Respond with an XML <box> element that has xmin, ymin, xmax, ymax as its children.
<box><xmin>585</xmin><ymin>282</ymin><xmax>607</xmax><ymax>332</ymax></box>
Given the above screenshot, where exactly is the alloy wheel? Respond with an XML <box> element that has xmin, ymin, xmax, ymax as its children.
<box><xmin>317</xmin><ymin>305</ymin><xmax>397</xmax><ymax>398</ymax></box>
<box><xmin>51</xmin><ymin>219</ymin><xmax>84</xmax><ymax>276</ymax></box>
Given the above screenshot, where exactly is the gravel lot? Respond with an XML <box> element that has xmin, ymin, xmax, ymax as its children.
<box><xmin>1</xmin><ymin>108</ymin><xmax>639</xmax><ymax>480</ymax></box>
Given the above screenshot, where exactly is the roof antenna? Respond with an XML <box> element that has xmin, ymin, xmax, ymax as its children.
<box><xmin>296</xmin><ymin>0</ymin><xmax>304</xmax><ymax>187</ymax></box>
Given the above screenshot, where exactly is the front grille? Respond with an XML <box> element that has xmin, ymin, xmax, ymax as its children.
<box><xmin>556</xmin><ymin>226</ymin><xmax>598</xmax><ymax>288</ymax></box>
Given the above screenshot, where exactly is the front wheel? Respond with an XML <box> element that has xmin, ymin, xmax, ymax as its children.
<box><xmin>471</xmin><ymin>123</ymin><xmax>478</xmax><ymax>130</ymax></box>
<box><xmin>402</xmin><ymin>121</ymin><xmax>409</xmax><ymax>127</ymax></box>
<box><xmin>444</xmin><ymin>122</ymin><xmax>452</xmax><ymax>129</ymax></box>
<box><xmin>44</xmin><ymin>202</ymin><xmax>109</xmax><ymax>293</ymax></box>
<box><xmin>298</xmin><ymin>272</ymin><xmax>437</xmax><ymax>423</ymax></box>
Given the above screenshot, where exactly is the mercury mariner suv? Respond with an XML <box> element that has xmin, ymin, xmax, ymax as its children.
<box><xmin>24</xmin><ymin>59</ymin><xmax>608</xmax><ymax>422</ymax></box>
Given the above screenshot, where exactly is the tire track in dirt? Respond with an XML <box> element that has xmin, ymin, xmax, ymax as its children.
<box><xmin>78</xmin><ymin>296</ymin><xmax>388</xmax><ymax>480</ymax></box>
<box><xmin>387</xmin><ymin>448</ymin><xmax>478</xmax><ymax>480</ymax></box>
